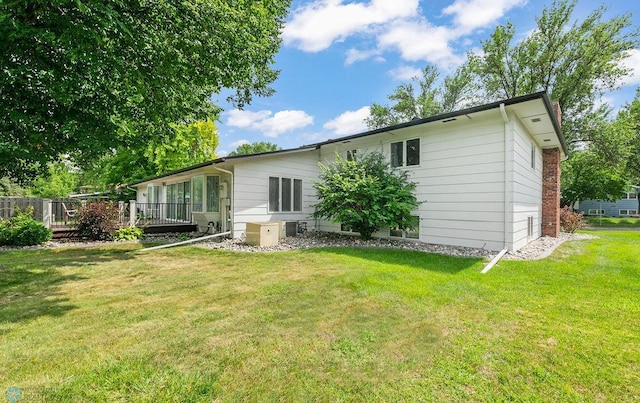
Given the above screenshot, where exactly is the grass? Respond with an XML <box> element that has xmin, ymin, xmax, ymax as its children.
<box><xmin>1</xmin><ymin>232</ymin><xmax>639</xmax><ymax>401</ymax></box>
<box><xmin>585</xmin><ymin>216</ymin><xmax>640</xmax><ymax>227</ymax></box>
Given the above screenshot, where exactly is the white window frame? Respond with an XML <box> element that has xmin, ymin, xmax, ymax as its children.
<box><xmin>588</xmin><ymin>209</ymin><xmax>605</xmax><ymax>216</ymax></box>
<box><xmin>191</xmin><ymin>175</ymin><xmax>204</xmax><ymax>213</ymax></box>
<box><xmin>625</xmin><ymin>192</ymin><xmax>637</xmax><ymax>200</ymax></box>
<box><xmin>619</xmin><ymin>209</ymin><xmax>638</xmax><ymax>216</ymax></box>
<box><xmin>268</xmin><ymin>176</ymin><xmax>303</xmax><ymax>213</ymax></box>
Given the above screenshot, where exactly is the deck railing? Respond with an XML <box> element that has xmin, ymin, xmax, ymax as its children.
<box><xmin>2</xmin><ymin>198</ymin><xmax>194</xmax><ymax>230</ymax></box>
<box><xmin>133</xmin><ymin>202</ymin><xmax>192</xmax><ymax>226</ymax></box>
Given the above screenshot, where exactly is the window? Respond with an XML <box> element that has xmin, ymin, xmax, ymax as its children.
<box><xmin>146</xmin><ymin>185</ymin><xmax>160</xmax><ymax>203</ymax></box>
<box><xmin>625</xmin><ymin>192</ymin><xmax>637</xmax><ymax>199</ymax></box>
<box><xmin>588</xmin><ymin>209</ymin><xmax>605</xmax><ymax>216</ymax></box>
<box><xmin>167</xmin><ymin>180</ymin><xmax>190</xmax><ymax>220</ymax></box>
<box><xmin>390</xmin><ymin>215</ymin><xmax>420</xmax><ymax>239</ymax></box>
<box><xmin>341</xmin><ymin>223</ymin><xmax>353</xmax><ymax>232</ymax></box>
<box><xmin>192</xmin><ymin>176</ymin><xmax>204</xmax><ymax>212</ymax></box>
<box><xmin>531</xmin><ymin>144</ymin><xmax>536</xmax><ymax>169</ymax></box>
<box><xmin>391</xmin><ymin>139</ymin><xmax>420</xmax><ymax>167</ymax></box>
<box><xmin>346</xmin><ymin>150</ymin><xmax>357</xmax><ymax>161</ymax></box>
<box><xmin>269</xmin><ymin>177</ymin><xmax>302</xmax><ymax>213</ymax></box>
<box><xmin>282</xmin><ymin>178</ymin><xmax>292</xmax><ymax>212</ymax></box>
<box><xmin>620</xmin><ymin>209</ymin><xmax>638</xmax><ymax>216</ymax></box>
<box><xmin>293</xmin><ymin>179</ymin><xmax>302</xmax><ymax>211</ymax></box>
<box><xmin>206</xmin><ymin>176</ymin><xmax>220</xmax><ymax>213</ymax></box>
<box><xmin>269</xmin><ymin>177</ymin><xmax>280</xmax><ymax>212</ymax></box>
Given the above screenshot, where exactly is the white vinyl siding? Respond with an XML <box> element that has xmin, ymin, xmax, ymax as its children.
<box><xmin>511</xmin><ymin>117</ymin><xmax>542</xmax><ymax>251</ymax></box>
<box><xmin>233</xmin><ymin>151</ymin><xmax>320</xmax><ymax>236</ymax></box>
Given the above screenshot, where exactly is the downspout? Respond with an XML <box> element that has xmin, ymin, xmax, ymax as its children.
<box><xmin>213</xmin><ymin>166</ymin><xmax>234</xmax><ymax>238</ymax></box>
<box><xmin>500</xmin><ymin>103</ymin><xmax>510</xmax><ymax>251</ymax></box>
<box><xmin>484</xmin><ymin>103</ymin><xmax>510</xmax><ymax>273</ymax></box>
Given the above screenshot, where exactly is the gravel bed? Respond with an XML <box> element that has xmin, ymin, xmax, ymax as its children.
<box><xmin>1</xmin><ymin>231</ymin><xmax>597</xmax><ymax>261</ymax></box>
<box><xmin>199</xmin><ymin>231</ymin><xmax>598</xmax><ymax>261</ymax></box>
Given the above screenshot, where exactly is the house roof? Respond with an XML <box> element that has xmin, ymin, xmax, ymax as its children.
<box><xmin>131</xmin><ymin>91</ymin><xmax>567</xmax><ymax>186</ymax></box>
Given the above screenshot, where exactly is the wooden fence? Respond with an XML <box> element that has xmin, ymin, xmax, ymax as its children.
<box><xmin>0</xmin><ymin>197</ymin><xmax>47</xmax><ymax>221</ymax></box>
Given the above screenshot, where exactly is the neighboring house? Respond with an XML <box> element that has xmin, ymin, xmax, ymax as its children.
<box><xmin>131</xmin><ymin>91</ymin><xmax>567</xmax><ymax>252</ymax></box>
<box><xmin>576</xmin><ymin>189</ymin><xmax>639</xmax><ymax>217</ymax></box>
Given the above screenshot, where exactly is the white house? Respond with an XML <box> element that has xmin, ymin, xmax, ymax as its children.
<box><xmin>132</xmin><ymin>91</ymin><xmax>567</xmax><ymax>252</ymax></box>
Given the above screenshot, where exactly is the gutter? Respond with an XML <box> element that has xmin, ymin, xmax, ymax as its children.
<box><xmin>500</xmin><ymin>103</ymin><xmax>510</xmax><ymax>251</ymax></box>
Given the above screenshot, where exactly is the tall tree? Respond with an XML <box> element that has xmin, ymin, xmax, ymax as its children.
<box><xmin>29</xmin><ymin>161</ymin><xmax>80</xmax><ymax>198</ymax></box>
<box><xmin>470</xmin><ymin>0</ymin><xmax>638</xmax><ymax>146</ymax></box>
<box><xmin>0</xmin><ymin>1</ymin><xmax>289</xmax><ymax>182</ymax></box>
<box><xmin>84</xmin><ymin>119</ymin><xmax>220</xmax><ymax>189</ymax></box>
<box><xmin>366</xmin><ymin>64</ymin><xmax>476</xmax><ymax>129</ymax></box>
<box><xmin>228</xmin><ymin>142</ymin><xmax>281</xmax><ymax>157</ymax></box>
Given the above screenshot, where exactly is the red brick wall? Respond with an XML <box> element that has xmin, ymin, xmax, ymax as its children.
<box><xmin>542</xmin><ymin>148</ymin><xmax>560</xmax><ymax>237</ymax></box>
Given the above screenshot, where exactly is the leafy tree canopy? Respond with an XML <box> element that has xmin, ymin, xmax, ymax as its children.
<box><xmin>366</xmin><ymin>0</ymin><xmax>639</xmax><ymax>150</ymax></box>
<box><xmin>0</xmin><ymin>0</ymin><xmax>289</xmax><ymax>182</ymax></box>
<box><xmin>83</xmin><ymin>119</ymin><xmax>220</xmax><ymax>189</ymax></box>
<box><xmin>29</xmin><ymin>161</ymin><xmax>80</xmax><ymax>198</ymax></box>
<box><xmin>313</xmin><ymin>152</ymin><xmax>420</xmax><ymax>240</ymax></box>
<box><xmin>228</xmin><ymin>142</ymin><xmax>281</xmax><ymax>157</ymax></box>
<box><xmin>366</xmin><ymin>64</ymin><xmax>477</xmax><ymax>128</ymax></box>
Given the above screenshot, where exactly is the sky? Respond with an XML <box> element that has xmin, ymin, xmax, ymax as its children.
<box><xmin>214</xmin><ymin>0</ymin><xmax>640</xmax><ymax>156</ymax></box>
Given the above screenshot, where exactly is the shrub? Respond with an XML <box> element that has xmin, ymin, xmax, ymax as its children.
<box><xmin>0</xmin><ymin>207</ymin><xmax>52</xmax><ymax>246</ymax></box>
<box><xmin>114</xmin><ymin>226</ymin><xmax>144</xmax><ymax>241</ymax></box>
<box><xmin>560</xmin><ymin>206</ymin><xmax>586</xmax><ymax>233</ymax></box>
<box><xmin>313</xmin><ymin>152</ymin><xmax>420</xmax><ymax>240</ymax></box>
<box><xmin>76</xmin><ymin>201</ymin><xmax>120</xmax><ymax>240</ymax></box>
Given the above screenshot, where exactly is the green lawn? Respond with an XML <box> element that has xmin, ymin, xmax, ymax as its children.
<box><xmin>1</xmin><ymin>232</ymin><xmax>639</xmax><ymax>401</ymax></box>
<box><xmin>585</xmin><ymin>216</ymin><xmax>640</xmax><ymax>227</ymax></box>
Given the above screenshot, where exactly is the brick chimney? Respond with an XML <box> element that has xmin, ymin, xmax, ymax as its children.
<box><xmin>542</xmin><ymin>101</ymin><xmax>562</xmax><ymax>237</ymax></box>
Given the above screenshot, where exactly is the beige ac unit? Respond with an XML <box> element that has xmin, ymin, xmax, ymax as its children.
<box><xmin>245</xmin><ymin>222</ymin><xmax>280</xmax><ymax>247</ymax></box>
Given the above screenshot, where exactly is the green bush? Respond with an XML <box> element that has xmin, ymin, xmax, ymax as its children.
<box><xmin>114</xmin><ymin>226</ymin><xmax>144</xmax><ymax>241</ymax></box>
<box><xmin>313</xmin><ymin>152</ymin><xmax>420</xmax><ymax>240</ymax></box>
<box><xmin>76</xmin><ymin>201</ymin><xmax>119</xmax><ymax>240</ymax></box>
<box><xmin>0</xmin><ymin>207</ymin><xmax>52</xmax><ymax>246</ymax></box>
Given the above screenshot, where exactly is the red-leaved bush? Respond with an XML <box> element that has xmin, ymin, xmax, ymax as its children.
<box><xmin>76</xmin><ymin>201</ymin><xmax>120</xmax><ymax>240</ymax></box>
<box><xmin>560</xmin><ymin>205</ymin><xmax>586</xmax><ymax>233</ymax></box>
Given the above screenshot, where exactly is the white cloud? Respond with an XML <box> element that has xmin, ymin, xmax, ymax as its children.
<box><xmin>345</xmin><ymin>48</ymin><xmax>381</xmax><ymax>65</ymax></box>
<box><xmin>229</xmin><ymin>139</ymin><xmax>250</xmax><ymax>148</ymax></box>
<box><xmin>282</xmin><ymin>0</ymin><xmax>528</xmax><ymax>70</ymax></box>
<box><xmin>389</xmin><ymin>65</ymin><xmax>422</xmax><ymax>80</ymax></box>
<box><xmin>443</xmin><ymin>0</ymin><xmax>527</xmax><ymax>34</ymax></box>
<box><xmin>283</xmin><ymin>0</ymin><xmax>419</xmax><ymax>52</ymax></box>
<box><xmin>621</xmin><ymin>48</ymin><xmax>640</xmax><ymax>86</ymax></box>
<box><xmin>225</xmin><ymin>109</ymin><xmax>314</xmax><ymax>137</ymax></box>
<box><xmin>377</xmin><ymin>19</ymin><xmax>462</xmax><ymax>68</ymax></box>
<box><xmin>226</xmin><ymin>110</ymin><xmax>271</xmax><ymax>129</ymax></box>
<box><xmin>323</xmin><ymin>106</ymin><xmax>371</xmax><ymax>135</ymax></box>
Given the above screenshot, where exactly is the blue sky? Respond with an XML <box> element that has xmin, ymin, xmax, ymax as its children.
<box><xmin>214</xmin><ymin>0</ymin><xmax>640</xmax><ymax>156</ymax></box>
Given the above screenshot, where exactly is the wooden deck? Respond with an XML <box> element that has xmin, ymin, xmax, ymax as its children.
<box><xmin>52</xmin><ymin>222</ymin><xmax>197</xmax><ymax>239</ymax></box>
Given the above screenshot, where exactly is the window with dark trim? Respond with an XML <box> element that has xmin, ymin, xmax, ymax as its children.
<box><xmin>269</xmin><ymin>177</ymin><xmax>302</xmax><ymax>212</ymax></box>
<box><xmin>391</xmin><ymin>139</ymin><xmax>420</xmax><ymax>167</ymax></box>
